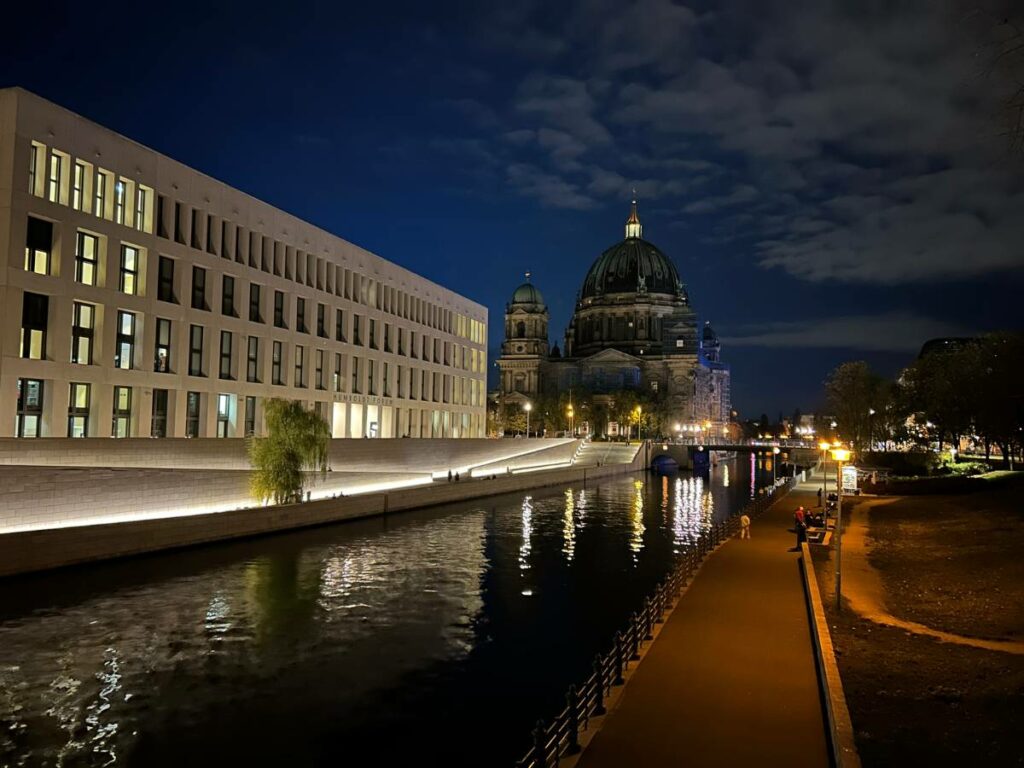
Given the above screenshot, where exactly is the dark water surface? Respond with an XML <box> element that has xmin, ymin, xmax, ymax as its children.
<box><xmin>1</xmin><ymin>456</ymin><xmax>773</xmax><ymax>767</ymax></box>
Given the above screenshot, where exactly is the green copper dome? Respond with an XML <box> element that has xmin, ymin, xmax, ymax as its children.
<box><xmin>511</xmin><ymin>282</ymin><xmax>545</xmax><ymax>306</ymax></box>
<box><xmin>580</xmin><ymin>237</ymin><xmax>682</xmax><ymax>300</ymax></box>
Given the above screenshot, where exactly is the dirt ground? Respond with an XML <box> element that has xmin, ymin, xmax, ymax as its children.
<box><xmin>812</xmin><ymin>483</ymin><xmax>1024</xmax><ymax>767</ymax></box>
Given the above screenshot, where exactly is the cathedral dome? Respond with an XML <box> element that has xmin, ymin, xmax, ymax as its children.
<box><xmin>580</xmin><ymin>237</ymin><xmax>682</xmax><ymax>300</ymax></box>
<box><xmin>510</xmin><ymin>281</ymin><xmax>545</xmax><ymax>306</ymax></box>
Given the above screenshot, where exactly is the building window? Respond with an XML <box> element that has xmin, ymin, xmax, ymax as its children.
<box><xmin>158</xmin><ymin>256</ymin><xmax>176</xmax><ymax>302</ymax></box>
<box><xmin>410</xmin><ymin>331</ymin><xmax>417</xmax><ymax>359</ymax></box>
<box><xmin>369</xmin><ymin>319</ymin><xmax>378</xmax><ymax>350</ymax></box>
<box><xmin>68</xmin><ymin>383</ymin><xmax>91</xmax><ymax>437</ymax></box>
<box><xmin>247</xmin><ymin>336</ymin><xmax>260</xmax><ymax>382</ymax></box>
<box><xmin>294</xmin><ymin>344</ymin><xmax>305</xmax><ymax>387</ymax></box>
<box><xmin>315</xmin><ymin>349</ymin><xmax>325</xmax><ymax>390</ymax></box>
<box><xmin>16</xmin><ymin>379</ymin><xmax>44</xmax><ymax>437</ymax></box>
<box><xmin>70</xmin><ymin>302</ymin><xmax>95</xmax><ymax>365</ymax></box>
<box><xmin>383</xmin><ymin>362</ymin><xmax>390</xmax><ymax>397</ymax></box>
<box><xmin>354</xmin><ymin>314</ymin><xmax>362</xmax><ymax>346</ymax></box>
<box><xmin>72</xmin><ymin>161</ymin><xmax>86</xmax><ymax>211</ymax></box>
<box><xmin>118</xmin><ymin>245</ymin><xmax>140</xmax><ymax>295</ymax></box>
<box><xmin>272</xmin><ymin>341</ymin><xmax>283</xmax><ymax>385</ymax></box>
<box><xmin>296</xmin><ymin>297</ymin><xmax>307</xmax><ymax>334</ymax></box>
<box><xmin>94</xmin><ymin>170</ymin><xmax>108</xmax><ymax>218</ymax></box>
<box><xmin>317</xmin><ymin>303</ymin><xmax>327</xmax><ymax>337</ymax></box>
<box><xmin>28</xmin><ymin>142</ymin><xmax>42</xmax><ymax>195</ymax></box>
<box><xmin>112</xmin><ymin>386</ymin><xmax>132</xmax><ymax>437</ymax></box>
<box><xmin>75</xmin><ymin>231</ymin><xmax>99</xmax><ymax>285</ymax></box>
<box><xmin>19</xmin><ymin>290</ymin><xmax>48</xmax><ymax>360</ymax></box>
<box><xmin>191</xmin><ymin>266</ymin><xmax>208</xmax><ymax>310</ymax></box>
<box><xmin>151</xmin><ymin>389</ymin><xmax>168</xmax><ymax>437</ymax></box>
<box><xmin>223</xmin><ymin>275</ymin><xmax>236</xmax><ymax>317</ymax></box>
<box><xmin>189</xmin><ymin>325</ymin><xmax>205</xmax><ymax>376</ymax></box>
<box><xmin>47</xmin><ymin>151</ymin><xmax>63</xmax><ymax>203</ymax></box>
<box><xmin>219</xmin><ymin>330</ymin><xmax>233</xmax><ymax>380</ymax></box>
<box><xmin>334</xmin><ymin>353</ymin><xmax>342</xmax><ymax>393</ymax></box>
<box><xmin>135</xmin><ymin>186</ymin><xmax>148</xmax><ymax>232</ymax></box>
<box><xmin>368</xmin><ymin>360</ymin><xmax>376</xmax><ymax>395</ymax></box>
<box><xmin>115</xmin><ymin>310</ymin><xmax>135</xmax><ymax>369</ymax></box>
<box><xmin>186</xmin><ymin>391</ymin><xmax>201</xmax><ymax>437</ymax></box>
<box><xmin>25</xmin><ymin>217</ymin><xmax>52</xmax><ymax>274</ymax></box>
<box><xmin>274</xmin><ymin>290</ymin><xmax>286</xmax><ymax>328</ymax></box>
<box><xmin>352</xmin><ymin>356</ymin><xmax>360</xmax><ymax>394</ymax></box>
<box><xmin>249</xmin><ymin>283</ymin><xmax>263</xmax><ymax>323</ymax></box>
<box><xmin>384</xmin><ymin>323</ymin><xmax>392</xmax><ymax>353</ymax></box>
<box><xmin>217</xmin><ymin>394</ymin><xmax>231</xmax><ymax>438</ymax></box>
<box><xmin>155</xmin><ymin>318</ymin><xmax>172</xmax><ymax>372</ymax></box>
<box><xmin>244</xmin><ymin>396</ymin><xmax>256</xmax><ymax>436</ymax></box>
<box><xmin>114</xmin><ymin>180</ymin><xmax>126</xmax><ymax>225</ymax></box>
<box><xmin>335</xmin><ymin>309</ymin><xmax>346</xmax><ymax>342</ymax></box>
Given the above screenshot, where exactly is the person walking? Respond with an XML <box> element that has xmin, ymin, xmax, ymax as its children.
<box><xmin>447</xmin><ymin>470</ymin><xmax>453</xmax><ymax>483</ymax></box>
<box><xmin>740</xmin><ymin>513</ymin><xmax>751</xmax><ymax>539</ymax></box>
<box><xmin>817</xmin><ymin>487</ymin><xmax>822</xmax><ymax>507</ymax></box>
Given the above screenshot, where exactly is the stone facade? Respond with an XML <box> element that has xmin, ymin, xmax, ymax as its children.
<box><xmin>496</xmin><ymin>202</ymin><xmax>731</xmax><ymax>436</ymax></box>
<box><xmin>0</xmin><ymin>88</ymin><xmax>487</xmax><ymax>440</ymax></box>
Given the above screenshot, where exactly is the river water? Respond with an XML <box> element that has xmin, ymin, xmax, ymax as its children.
<box><xmin>0</xmin><ymin>455</ymin><xmax>774</xmax><ymax>767</ymax></box>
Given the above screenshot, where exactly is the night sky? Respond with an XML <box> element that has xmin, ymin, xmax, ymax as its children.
<box><xmin>4</xmin><ymin>1</ymin><xmax>1022</xmax><ymax>418</ymax></box>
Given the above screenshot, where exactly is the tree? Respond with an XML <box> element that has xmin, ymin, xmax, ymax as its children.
<box><xmin>824</xmin><ymin>361</ymin><xmax>888</xmax><ymax>450</ymax></box>
<box><xmin>249</xmin><ymin>398</ymin><xmax>330</xmax><ymax>505</ymax></box>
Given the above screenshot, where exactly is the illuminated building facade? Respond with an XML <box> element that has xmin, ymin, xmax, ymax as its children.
<box><xmin>0</xmin><ymin>88</ymin><xmax>487</xmax><ymax>439</ymax></box>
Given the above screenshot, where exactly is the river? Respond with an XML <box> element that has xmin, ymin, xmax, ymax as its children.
<box><xmin>0</xmin><ymin>455</ymin><xmax>774</xmax><ymax>766</ymax></box>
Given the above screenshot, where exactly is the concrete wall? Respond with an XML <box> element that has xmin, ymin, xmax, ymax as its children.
<box><xmin>0</xmin><ymin>436</ymin><xmax>575</xmax><ymax>471</ymax></box>
<box><xmin>0</xmin><ymin>455</ymin><xmax>643</xmax><ymax>577</ymax></box>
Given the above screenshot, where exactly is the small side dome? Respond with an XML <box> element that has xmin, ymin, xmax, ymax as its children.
<box><xmin>511</xmin><ymin>282</ymin><xmax>545</xmax><ymax>306</ymax></box>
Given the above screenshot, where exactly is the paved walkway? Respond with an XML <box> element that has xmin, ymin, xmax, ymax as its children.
<box><xmin>576</xmin><ymin>486</ymin><xmax>829</xmax><ymax>768</ymax></box>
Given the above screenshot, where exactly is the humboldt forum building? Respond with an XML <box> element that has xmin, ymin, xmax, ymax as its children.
<box><xmin>0</xmin><ymin>88</ymin><xmax>487</xmax><ymax>440</ymax></box>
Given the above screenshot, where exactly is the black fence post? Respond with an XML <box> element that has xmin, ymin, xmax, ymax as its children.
<box><xmin>644</xmin><ymin>597</ymin><xmax>655</xmax><ymax>637</ymax></box>
<box><xmin>613</xmin><ymin>632</ymin><xmax>625</xmax><ymax>685</ymax></box>
<box><xmin>593</xmin><ymin>656</ymin><xmax>606</xmax><ymax>716</ymax></box>
<box><xmin>566</xmin><ymin>685</ymin><xmax>581</xmax><ymax>755</ymax></box>
<box><xmin>532</xmin><ymin>720</ymin><xmax>547</xmax><ymax>768</ymax></box>
<box><xmin>630</xmin><ymin>615</ymin><xmax>641</xmax><ymax>660</ymax></box>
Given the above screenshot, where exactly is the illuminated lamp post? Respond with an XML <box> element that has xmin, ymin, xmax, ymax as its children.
<box><xmin>819</xmin><ymin>441</ymin><xmax>831</xmax><ymax>506</ymax></box>
<box><xmin>868</xmin><ymin>408</ymin><xmax>876</xmax><ymax>451</ymax></box>
<box><xmin>831</xmin><ymin>447</ymin><xmax>852</xmax><ymax>610</ymax></box>
<box><xmin>567</xmin><ymin>404</ymin><xmax>575</xmax><ymax>437</ymax></box>
<box><xmin>523</xmin><ymin>401</ymin><xmax>532</xmax><ymax>438</ymax></box>
<box><xmin>772</xmin><ymin>446</ymin><xmax>780</xmax><ymax>485</ymax></box>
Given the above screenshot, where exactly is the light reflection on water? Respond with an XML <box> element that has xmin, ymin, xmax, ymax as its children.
<box><xmin>0</xmin><ymin>460</ymin><xmax>769</xmax><ymax>767</ymax></box>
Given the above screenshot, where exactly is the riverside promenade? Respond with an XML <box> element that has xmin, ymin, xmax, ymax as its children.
<box><xmin>576</xmin><ymin>484</ymin><xmax>829</xmax><ymax>768</ymax></box>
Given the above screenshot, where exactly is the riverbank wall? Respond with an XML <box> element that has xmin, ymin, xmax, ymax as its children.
<box><xmin>0</xmin><ymin>439</ymin><xmax>642</xmax><ymax>577</ymax></box>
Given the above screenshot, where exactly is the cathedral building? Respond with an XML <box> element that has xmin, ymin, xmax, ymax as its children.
<box><xmin>496</xmin><ymin>201</ymin><xmax>731</xmax><ymax>437</ymax></box>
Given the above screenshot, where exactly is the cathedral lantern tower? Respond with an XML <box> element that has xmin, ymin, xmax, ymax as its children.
<box><xmin>497</xmin><ymin>274</ymin><xmax>549</xmax><ymax>396</ymax></box>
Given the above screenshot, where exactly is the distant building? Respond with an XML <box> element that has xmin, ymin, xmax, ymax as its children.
<box><xmin>0</xmin><ymin>88</ymin><xmax>487</xmax><ymax>439</ymax></box>
<box><xmin>496</xmin><ymin>200</ymin><xmax>731</xmax><ymax>435</ymax></box>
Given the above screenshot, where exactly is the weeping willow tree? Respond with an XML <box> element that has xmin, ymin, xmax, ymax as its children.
<box><xmin>248</xmin><ymin>398</ymin><xmax>330</xmax><ymax>505</ymax></box>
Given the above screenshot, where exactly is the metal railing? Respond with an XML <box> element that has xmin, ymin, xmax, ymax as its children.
<box><xmin>514</xmin><ymin>479</ymin><xmax>796</xmax><ymax>768</ymax></box>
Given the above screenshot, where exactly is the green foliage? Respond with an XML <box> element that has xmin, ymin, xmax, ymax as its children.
<box><xmin>249</xmin><ymin>398</ymin><xmax>330</xmax><ymax>505</ymax></box>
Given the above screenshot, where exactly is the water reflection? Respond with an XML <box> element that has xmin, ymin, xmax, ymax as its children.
<box><xmin>0</xmin><ymin>463</ymin><xmax>766</xmax><ymax>767</ymax></box>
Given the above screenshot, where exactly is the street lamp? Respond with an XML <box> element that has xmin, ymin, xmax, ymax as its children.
<box><xmin>830</xmin><ymin>447</ymin><xmax>852</xmax><ymax>611</ymax></box>
<box><xmin>567</xmin><ymin>404</ymin><xmax>575</xmax><ymax>437</ymax></box>
<box><xmin>868</xmin><ymin>408</ymin><xmax>876</xmax><ymax>451</ymax></box>
<box><xmin>772</xmin><ymin>446</ymin><xmax>780</xmax><ymax>485</ymax></box>
<box><xmin>818</xmin><ymin>441</ymin><xmax>831</xmax><ymax>506</ymax></box>
<box><xmin>634</xmin><ymin>405</ymin><xmax>643</xmax><ymax>443</ymax></box>
<box><xmin>523</xmin><ymin>401</ymin><xmax>532</xmax><ymax>438</ymax></box>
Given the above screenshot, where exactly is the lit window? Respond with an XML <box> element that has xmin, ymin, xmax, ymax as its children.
<box><xmin>244</xmin><ymin>396</ymin><xmax>257</xmax><ymax>437</ymax></box>
<box><xmin>75</xmin><ymin>231</ymin><xmax>99</xmax><ymax>285</ymax></box>
<box><xmin>186</xmin><ymin>391</ymin><xmax>201</xmax><ymax>437</ymax></box>
<box><xmin>155</xmin><ymin>318</ymin><xmax>171</xmax><ymax>372</ymax></box>
<box><xmin>16</xmin><ymin>378</ymin><xmax>45</xmax><ymax>437</ymax></box>
<box><xmin>94</xmin><ymin>170</ymin><xmax>108</xmax><ymax>219</ymax></box>
<box><xmin>115</xmin><ymin>311</ymin><xmax>135</xmax><ymax>369</ymax></box>
<box><xmin>70</xmin><ymin>302</ymin><xmax>95</xmax><ymax>365</ymax></box>
<box><xmin>72</xmin><ymin>161</ymin><xmax>87</xmax><ymax>211</ymax></box>
<box><xmin>216</xmin><ymin>394</ymin><xmax>231</xmax><ymax>438</ymax></box>
<box><xmin>25</xmin><ymin>217</ymin><xmax>52</xmax><ymax>274</ymax></box>
<box><xmin>28</xmin><ymin>142</ymin><xmax>44</xmax><ymax>196</ymax></box>
<box><xmin>47</xmin><ymin>152</ymin><xmax>63</xmax><ymax>203</ymax></box>
<box><xmin>20</xmin><ymin>292</ymin><xmax>48</xmax><ymax>360</ymax></box>
<box><xmin>67</xmin><ymin>383</ymin><xmax>91</xmax><ymax>437</ymax></box>
<box><xmin>112</xmin><ymin>386</ymin><xmax>132</xmax><ymax>437</ymax></box>
<box><xmin>120</xmin><ymin>245</ymin><xmax>139</xmax><ymax>295</ymax></box>
<box><xmin>114</xmin><ymin>180</ymin><xmax>126</xmax><ymax>225</ymax></box>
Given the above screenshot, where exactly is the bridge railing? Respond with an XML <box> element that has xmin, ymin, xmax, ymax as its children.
<box><xmin>514</xmin><ymin>478</ymin><xmax>797</xmax><ymax>768</ymax></box>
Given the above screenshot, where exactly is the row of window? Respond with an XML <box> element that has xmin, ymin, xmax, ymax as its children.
<box><xmin>28</xmin><ymin>141</ymin><xmax>485</xmax><ymax>345</ymax></box>
<box><xmin>19</xmin><ymin>292</ymin><xmax>484</xmax><ymax>406</ymax></box>
<box><xmin>15</xmin><ymin>379</ymin><xmax>480</xmax><ymax>439</ymax></box>
<box><xmin>21</xmin><ymin>217</ymin><xmax>486</xmax><ymax>373</ymax></box>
